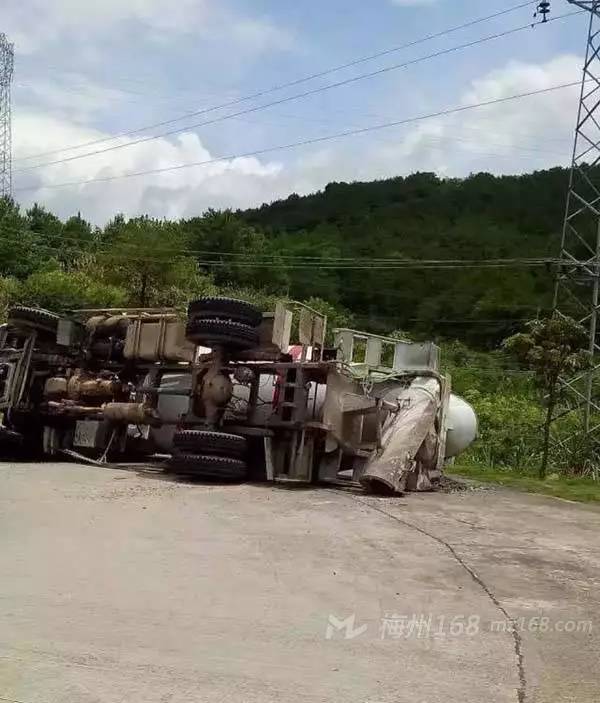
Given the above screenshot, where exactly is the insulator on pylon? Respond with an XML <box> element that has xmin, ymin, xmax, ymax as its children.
<box><xmin>536</xmin><ymin>1</ymin><xmax>551</xmax><ymax>23</ymax></box>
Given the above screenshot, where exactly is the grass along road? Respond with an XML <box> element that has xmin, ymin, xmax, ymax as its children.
<box><xmin>452</xmin><ymin>466</ymin><xmax>600</xmax><ymax>503</ymax></box>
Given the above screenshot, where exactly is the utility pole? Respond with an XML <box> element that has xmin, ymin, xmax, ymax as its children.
<box><xmin>0</xmin><ymin>33</ymin><xmax>14</xmax><ymax>199</ymax></box>
<box><xmin>554</xmin><ymin>1</ymin><xmax>600</xmax><ymax>451</ymax></box>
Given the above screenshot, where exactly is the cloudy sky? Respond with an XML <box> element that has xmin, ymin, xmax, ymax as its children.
<box><xmin>2</xmin><ymin>0</ymin><xmax>589</xmax><ymax>223</ymax></box>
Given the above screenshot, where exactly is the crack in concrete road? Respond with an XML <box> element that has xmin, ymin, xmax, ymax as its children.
<box><xmin>348</xmin><ymin>494</ymin><xmax>527</xmax><ymax>703</ymax></box>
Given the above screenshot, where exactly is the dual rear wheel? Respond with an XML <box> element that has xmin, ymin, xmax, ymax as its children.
<box><xmin>185</xmin><ymin>296</ymin><xmax>262</xmax><ymax>350</ymax></box>
<box><xmin>172</xmin><ymin>297</ymin><xmax>261</xmax><ymax>480</ymax></box>
<box><xmin>167</xmin><ymin>429</ymin><xmax>248</xmax><ymax>481</ymax></box>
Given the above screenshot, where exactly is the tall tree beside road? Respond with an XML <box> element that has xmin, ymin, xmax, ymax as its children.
<box><xmin>504</xmin><ymin>316</ymin><xmax>590</xmax><ymax>478</ymax></box>
<box><xmin>99</xmin><ymin>216</ymin><xmax>213</xmax><ymax>307</ymax></box>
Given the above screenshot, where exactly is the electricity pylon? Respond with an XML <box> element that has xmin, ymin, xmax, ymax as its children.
<box><xmin>554</xmin><ymin>1</ymin><xmax>600</xmax><ymax>452</ymax></box>
<box><xmin>0</xmin><ymin>33</ymin><xmax>13</xmax><ymax>199</ymax></box>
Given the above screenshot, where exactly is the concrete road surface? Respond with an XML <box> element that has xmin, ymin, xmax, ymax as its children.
<box><xmin>0</xmin><ymin>462</ymin><xmax>598</xmax><ymax>703</ymax></box>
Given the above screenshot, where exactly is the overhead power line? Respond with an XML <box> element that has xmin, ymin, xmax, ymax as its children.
<box><xmin>26</xmin><ymin>234</ymin><xmax>557</xmax><ymax>268</ymax></box>
<box><xmin>13</xmin><ymin>79</ymin><xmax>572</xmax><ymax>158</ymax></box>
<box><xmin>14</xmin><ymin>80</ymin><xmax>582</xmax><ymax>193</ymax></box>
<box><xmin>36</xmin><ymin>256</ymin><xmax>555</xmax><ymax>269</ymax></box>
<box><xmin>28</xmin><ymin>240</ymin><xmax>558</xmax><ymax>268</ymax></box>
<box><xmin>29</xmin><ymin>233</ymin><xmax>558</xmax><ymax>265</ymax></box>
<box><xmin>12</xmin><ymin>0</ymin><xmax>535</xmax><ymax>165</ymax></box>
<box><xmin>27</xmin><ymin>236</ymin><xmax>562</xmax><ymax>274</ymax></box>
<box><xmin>360</xmin><ymin>316</ymin><xmax>533</xmax><ymax>323</ymax></box>
<box><xmin>13</xmin><ymin>8</ymin><xmax>580</xmax><ymax>174</ymax></box>
<box><xmin>194</xmin><ymin>259</ymin><xmax>554</xmax><ymax>270</ymax></box>
<box><xmin>19</xmin><ymin>231</ymin><xmax>558</xmax><ymax>262</ymax></box>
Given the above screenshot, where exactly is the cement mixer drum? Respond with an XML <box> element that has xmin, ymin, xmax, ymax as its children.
<box><xmin>445</xmin><ymin>394</ymin><xmax>478</xmax><ymax>459</ymax></box>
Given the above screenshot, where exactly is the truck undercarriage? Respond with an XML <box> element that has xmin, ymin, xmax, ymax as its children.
<box><xmin>0</xmin><ymin>298</ymin><xmax>476</xmax><ymax>494</ymax></box>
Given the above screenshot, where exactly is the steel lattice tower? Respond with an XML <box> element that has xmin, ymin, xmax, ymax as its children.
<box><xmin>0</xmin><ymin>33</ymin><xmax>14</xmax><ymax>199</ymax></box>
<box><xmin>554</xmin><ymin>1</ymin><xmax>600</xmax><ymax>448</ymax></box>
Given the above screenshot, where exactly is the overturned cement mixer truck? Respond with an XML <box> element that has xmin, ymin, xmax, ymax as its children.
<box><xmin>0</xmin><ymin>297</ymin><xmax>477</xmax><ymax>493</ymax></box>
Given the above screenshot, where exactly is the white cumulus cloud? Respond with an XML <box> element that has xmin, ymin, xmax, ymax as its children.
<box><xmin>3</xmin><ymin>0</ymin><xmax>294</xmax><ymax>55</ymax></box>
<box><xmin>360</xmin><ymin>54</ymin><xmax>580</xmax><ymax>180</ymax></box>
<box><xmin>12</xmin><ymin>112</ymin><xmax>284</xmax><ymax>223</ymax></box>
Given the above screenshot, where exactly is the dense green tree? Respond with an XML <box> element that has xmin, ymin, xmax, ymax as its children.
<box><xmin>60</xmin><ymin>213</ymin><xmax>98</xmax><ymax>267</ymax></box>
<box><xmin>20</xmin><ymin>267</ymin><xmax>127</xmax><ymax>311</ymax></box>
<box><xmin>99</xmin><ymin>216</ymin><xmax>213</xmax><ymax>307</ymax></box>
<box><xmin>182</xmin><ymin>209</ymin><xmax>288</xmax><ymax>292</ymax></box>
<box><xmin>0</xmin><ymin>276</ymin><xmax>21</xmax><ymax>320</ymax></box>
<box><xmin>0</xmin><ymin>198</ymin><xmax>44</xmax><ymax>278</ymax></box>
<box><xmin>27</xmin><ymin>204</ymin><xmax>63</xmax><ymax>244</ymax></box>
<box><xmin>504</xmin><ymin>316</ymin><xmax>590</xmax><ymax>478</ymax></box>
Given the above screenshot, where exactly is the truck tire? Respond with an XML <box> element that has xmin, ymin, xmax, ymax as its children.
<box><xmin>185</xmin><ymin>318</ymin><xmax>259</xmax><ymax>350</ymax></box>
<box><xmin>0</xmin><ymin>426</ymin><xmax>23</xmax><ymax>446</ymax></box>
<box><xmin>173</xmin><ymin>430</ymin><xmax>247</xmax><ymax>457</ymax></box>
<box><xmin>8</xmin><ymin>306</ymin><xmax>59</xmax><ymax>333</ymax></box>
<box><xmin>167</xmin><ymin>453</ymin><xmax>248</xmax><ymax>481</ymax></box>
<box><xmin>88</xmin><ymin>339</ymin><xmax>125</xmax><ymax>362</ymax></box>
<box><xmin>187</xmin><ymin>297</ymin><xmax>262</xmax><ymax>328</ymax></box>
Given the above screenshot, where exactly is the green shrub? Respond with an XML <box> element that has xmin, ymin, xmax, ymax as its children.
<box><xmin>0</xmin><ymin>276</ymin><xmax>21</xmax><ymax>321</ymax></box>
<box><xmin>462</xmin><ymin>389</ymin><xmax>544</xmax><ymax>470</ymax></box>
<box><xmin>20</xmin><ymin>269</ymin><xmax>127</xmax><ymax>311</ymax></box>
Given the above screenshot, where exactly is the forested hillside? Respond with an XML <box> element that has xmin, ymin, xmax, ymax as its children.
<box><xmin>0</xmin><ymin>167</ymin><xmax>569</xmax><ymax>348</ymax></box>
<box><xmin>242</xmin><ymin>168</ymin><xmax>568</xmax><ymax>346</ymax></box>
